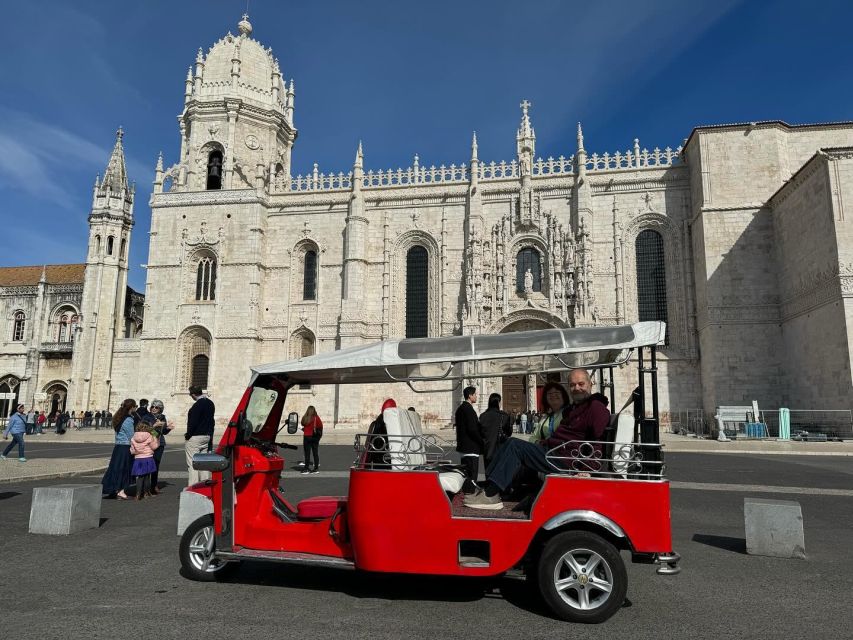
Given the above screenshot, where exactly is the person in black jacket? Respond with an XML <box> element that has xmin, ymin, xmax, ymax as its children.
<box><xmin>455</xmin><ymin>386</ymin><xmax>482</xmax><ymax>494</ymax></box>
<box><xmin>479</xmin><ymin>393</ymin><xmax>511</xmax><ymax>467</ymax></box>
<box><xmin>184</xmin><ymin>385</ymin><xmax>215</xmax><ymax>485</ymax></box>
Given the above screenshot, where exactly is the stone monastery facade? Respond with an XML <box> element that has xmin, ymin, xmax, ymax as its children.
<box><xmin>3</xmin><ymin>15</ymin><xmax>853</xmax><ymax>427</ymax></box>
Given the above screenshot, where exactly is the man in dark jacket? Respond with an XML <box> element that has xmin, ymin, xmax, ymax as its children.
<box><xmin>464</xmin><ymin>369</ymin><xmax>610</xmax><ymax>510</ymax></box>
<box><xmin>185</xmin><ymin>385</ymin><xmax>215</xmax><ymax>485</ymax></box>
<box><xmin>455</xmin><ymin>386</ymin><xmax>482</xmax><ymax>494</ymax></box>
<box><xmin>478</xmin><ymin>393</ymin><xmax>511</xmax><ymax>467</ymax></box>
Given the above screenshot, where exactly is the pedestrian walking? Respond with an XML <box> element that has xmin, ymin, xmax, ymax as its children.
<box><xmin>185</xmin><ymin>385</ymin><xmax>215</xmax><ymax>486</ymax></box>
<box><xmin>25</xmin><ymin>409</ymin><xmax>36</xmax><ymax>435</ymax></box>
<box><xmin>129</xmin><ymin>422</ymin><xmax>159</xmax><ymax>500</ymax></box>
<box><xmin>1</xmin><ymin>404</ymin><xmax>28</xmax><ymax>461</ymax></box>
<box><xmin>142</xmin><ymin>399</ymin><xmax>173</xmax><ymax>494</ymax></box>
<box><xmin>300</xmin><ymin>405</ymin><xmax>323</xmax><ymax>474</ymax></box>
<box><xmin>520</xmin><ymin>411</ymin><xmax>528</xmax><ymax>435</ymax></box>
<box><xmin>35</xmin><ymin>411</ymin><xmax>45</xmax><ymax>435</ymax></box>
<box><xmin>101</xmin><ymin>398</ymin><xmax>137</xmax><ymax>500</ymax></box>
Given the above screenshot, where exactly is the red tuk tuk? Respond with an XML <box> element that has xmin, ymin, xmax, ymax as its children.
<box><xmin>179</xmin><ymin>321</ymin><xmax>679</xmax><ymax>623</ymax></box>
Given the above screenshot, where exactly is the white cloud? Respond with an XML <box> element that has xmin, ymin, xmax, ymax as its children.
<box><xmin>0</xmin><ymin>108</ymin><xmax>151</xmax><ymax>208</ymax></box>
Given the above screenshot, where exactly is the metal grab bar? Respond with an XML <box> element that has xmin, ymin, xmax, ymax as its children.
<box><xmin>383</xmin><ymin>363</ymin><xmax>456</xmax><ymax>382</ymax></box>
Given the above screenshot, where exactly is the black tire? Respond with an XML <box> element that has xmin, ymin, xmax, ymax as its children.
<box><xmin>179</xmin><ymin>515</ymin><xmax>239</xmax><ymax>582</ymax></box>
<box><xmin>536</xmin><ymin>530</ymin><xmax>627</xmax><ymax>624</ymax></box>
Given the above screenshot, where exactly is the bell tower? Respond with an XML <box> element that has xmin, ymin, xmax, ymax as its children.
<box><xmin>157</xmin><ymin>15</ymin><xmax>298</xmax><ymax>194</ymax></box>
<box><xmin>69</xmin><ymin>128</ymin><xmax>135</xmax><ymax>410</ymax></box>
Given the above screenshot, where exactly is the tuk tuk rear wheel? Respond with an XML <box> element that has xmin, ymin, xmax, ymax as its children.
<box><xmin>537</xmin><ymin>530</ymin><xmax>627</xmax><ymax>624</ymax></box>
<box><xmin>179</xmin><ymin>515</ymin><xmax>239</xmax><ymax>582</ymax></box>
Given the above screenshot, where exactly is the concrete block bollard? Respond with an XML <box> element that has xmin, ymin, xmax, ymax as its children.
<box><xmin>744</xmin><ymin>497</ymin><xmax>806</xmax><ymax>559</ymax></box>
<box><xmin>177</xmin><ymin>489</ymin><xmax>213</xmax><ymax>536</ymax></box>
<box><xmin>29</xmin><ymin>484</ymin><xmax>102</xmax><ymax>535</ymax></box>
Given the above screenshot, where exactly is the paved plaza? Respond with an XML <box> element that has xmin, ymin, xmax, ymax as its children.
<box><xmin>1</xmin><ymin>441</ymin><xmax>852</xmax><ymax>639</ymax></box>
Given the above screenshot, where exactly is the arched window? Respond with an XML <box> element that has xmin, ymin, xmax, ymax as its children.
<box><xmin>195</xmin><ymin>257</ymin><xmax>217</xmax><ymax>301</ymax></box>
<box><xmin>95</xmin><ymin>235</ymin><xmax>101</xmax><ymax>255</ymax></box>
<box><xmin>0</xmin><ymin>376</ymin><xmax>20</xmax><ymax>418</ymax></box>
<box><xmin>207</xmin><ymin>150</ymin><xmax>223</xmax><ymax>190</ymax></box>
<box><xmin>180</xmin><ymin>327</ymin><xmax>212</xmax><ymax>389</ymax></box>
<box><xmin>290</xmin><ymin>329</ymin><xmax>315</xmax><ymax>389</ymax></box>
<box><xmin>406</xmin><ymin>245</ymin><xmax>429</xmax><ymax>338</ymax></box>
<box><xmin>516</xmin><ymin>248</ymin><xmax>542</xmax><ymax>293</ymax></box>
<box><xmin>12</xmin><ymin>311</ymin><xmax>25</xmax><ymax>341</ymax></box>
<box><xmin>107</xmin><ymin>235</ymin><xmax>114</xmax><ymax>256</ymax></box>
<box><xmin>303</xmin><ymin>250</ymin><xmax>317</xmax><ymax>300</ymax></box>
<box><xmin>635</xmin><ymin>229</ymin><xmax>668</xmax><ymax>329</ymax></box>
<box><xmin>120</xmin><ymin>238</ymin><xmax>126</xmax><ymax>259</ymax></box>
<box><xmin>54</xmin><ymin>308</ymin><xmax>78</xmax><ymax>343</ymax></box>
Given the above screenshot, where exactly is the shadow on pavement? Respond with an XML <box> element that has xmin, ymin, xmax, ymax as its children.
<box><xmin>692</xmin><ymin>533</ymin><xmax>746</xmax><ymax>554</ymax></box>
<box><xmin>0</xmin><ymin>491</ymin><xmax>21</xmax><ymax>500</ymax></box>
<box><xmin>216</xmin><ymin>562</ymin><xmax>546</xmax><ymax>615</ymax></box>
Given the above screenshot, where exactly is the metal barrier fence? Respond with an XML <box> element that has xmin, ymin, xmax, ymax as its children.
<box><xmin>668</xmin><ymin>409</ymin><xmax>711</xmax><ymax>438</ymax></box>
<box><xmin>760</xmin><ymin>410</ymin><xmax>852</xmax><ymax>441</ymax></box>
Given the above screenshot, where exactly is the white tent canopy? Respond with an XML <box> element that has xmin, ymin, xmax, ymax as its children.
<box><xmin>250</xmin><ymin>322</ymin><xmax>665</xmax><ymax>386</ymax></box>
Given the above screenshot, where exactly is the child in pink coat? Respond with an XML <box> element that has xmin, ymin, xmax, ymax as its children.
<box><xmin>129</xmin><ymin>422</ymin><xmax>160</xmax><ymax>501</ymax></box>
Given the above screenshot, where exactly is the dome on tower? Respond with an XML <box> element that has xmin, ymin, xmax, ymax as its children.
<box><xmin>192</xmin><ymin>15</ymin><xmax>286</xmax><ymax>113</ymax></box>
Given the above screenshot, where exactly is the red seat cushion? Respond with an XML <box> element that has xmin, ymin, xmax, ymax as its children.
<box><xmin>296</xmin><ymin>496</ymin><xmax>347</xmax><ymax>520</ymax></box>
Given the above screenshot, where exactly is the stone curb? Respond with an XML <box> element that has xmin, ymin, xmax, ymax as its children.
<box><xmin>0</xmin><ymin>463</ymin><xmax>109</xmax><ymax>485</ymax></box>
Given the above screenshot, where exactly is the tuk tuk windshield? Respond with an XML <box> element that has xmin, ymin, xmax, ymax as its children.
<box><xmin>245</xmin><ymin>386</ymin><xmax>279</xmax><ymax>433</ymax></box>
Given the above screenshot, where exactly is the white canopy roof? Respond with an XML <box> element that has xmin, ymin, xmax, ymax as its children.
<box><xmin>250</xmin><ymin>322</ymin><xmax>665</xmax><ymax>386</ymax></box>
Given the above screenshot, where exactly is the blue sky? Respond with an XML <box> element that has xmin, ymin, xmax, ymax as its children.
<box><xmin>1</xmin><ymin>0</ymin><xmax>851</xmax><ymax>291</ymax></box>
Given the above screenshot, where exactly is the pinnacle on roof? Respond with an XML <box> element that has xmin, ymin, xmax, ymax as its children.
<box><xmin>101</xmin><ymin>127</ymin><xmax>129</xmax><ymax>193</ymax></box>
<box><xmin>518</xmin><ymin>99</ymin><xmax>535</xmax><ymax>140</ymax></box>
<box><xmin>471</xmin><ymin>131</ymin><xmax>479</xmax><ymax>161</ymax></box>
<box><xmin>237</xmin><ymin>13</ymin><xmax>253</xmax><ymax>37</ymax></box>
<box><xmin>354</xmin><ymin>141</ymin><xmax>364</xmax><ymax>168</ymax></box>
<box><xmin>577</xmin><ymin>122</ymin><xmax>585</xmax><ymax>152</ymax></box>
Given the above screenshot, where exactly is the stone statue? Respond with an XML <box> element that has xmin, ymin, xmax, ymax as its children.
<box><xmin>555</xmin><ymin>274</ymin><xmax>563</xmax><ymax>298</ymax></box>
<box><xmin>567</xmin><ymin>275</ymin><xmax>575</xmax><ymax>296</ymax></box>
<box><xmin>523</xmin><ymin>268</ymin><xmax>534</xmax><ymax>294</ymax></box>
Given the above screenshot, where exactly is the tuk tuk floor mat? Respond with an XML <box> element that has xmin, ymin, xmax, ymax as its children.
<box><xmin>450</xmin><ymin>492</ymin><xmax>530</xmax><ymax>520</ymax></box>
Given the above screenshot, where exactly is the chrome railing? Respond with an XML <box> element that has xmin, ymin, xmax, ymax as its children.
<box><xmin>545</xmin><ymin>440</ymin><xmax>666</xmax><ymax>479</ymax></box>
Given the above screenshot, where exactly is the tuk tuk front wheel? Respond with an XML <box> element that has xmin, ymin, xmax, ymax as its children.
<box><xmin>179</xmin><ymin>515</ymin><xmax>239</xmax><ymax>582</ymax></box>
<box><xmin>537</xmin><ymin>530</ymin><xmax>627</xmax><ymax>624</ymax></box>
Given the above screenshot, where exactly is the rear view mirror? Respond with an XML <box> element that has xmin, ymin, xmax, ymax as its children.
<box><xmin>286</xmin><ymin>412</ymin><xmax>299</xmax><ymax>435</ymax></box>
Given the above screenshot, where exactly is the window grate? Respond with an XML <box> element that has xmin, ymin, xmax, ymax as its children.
<box><xmin>303</xmin><ymin>250</ymin><xmax>317</xmax><ymax>300</ymax></box>
<box><xmin>635</xmin><ymin>230</ymin><xmax>668</xmax><ymax>339</ymax></box>
<box><xmin>12</xmin><ymin>312</ymin><xmax>25</xmax><ymax>342</ymax></box>
<box><xmin>406</xmin><ymin>246</ymin><xmax>429</xmax><ymax>338</ymax></box>
<box><xmin>191</xmin><ymin>354</ymin><xmax>209</xmax><ymax>389</ymax></box>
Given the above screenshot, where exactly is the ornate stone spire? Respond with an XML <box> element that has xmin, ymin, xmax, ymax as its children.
<box><xmin>516</xmin><ymin>100</ymin><xmax>536</xmax><ymax>184</ymax></box>
<box><xmin>576</xmin><ymin>122</ymin><xmax>587</xmax><ymax>180</ymax></box>
<box><xmin>471</xmin><ymin>131</ymin><xmax>478</xmax><ymax>162</ymax></box>
<box><xmin>354</xmin><ymin>141</ymin><xmax>364</xmax><ymax>170</ymax></box>
<box><xmin>516</xmin><ymin>99</ymin><xmax>536</xmax><ymax>157</ymax></box>
<box><xmin>100</xmin><ymin>127</ymin><xmax>129</xmax><ymax>194</ymax></box>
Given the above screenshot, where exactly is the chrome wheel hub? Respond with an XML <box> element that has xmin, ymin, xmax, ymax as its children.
<box><xmin>187</xmin><ymin>525</ymin><xmax>227</xmax><ymax>573</ymax></box>
<box><xmin>553</xmin><ymin>547</ymin><xmax>614</xmax><ymax>611</ymax></box>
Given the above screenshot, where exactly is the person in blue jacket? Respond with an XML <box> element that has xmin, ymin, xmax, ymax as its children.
<box><xmin>101</xmin><ymin>398</ymin><xmax>137</xmax><ymax>499</ymax></box>
<box><xmin>2</xmin><ymin>404</ymin><xmax>28</xmax><ymax>461</ymax></box>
